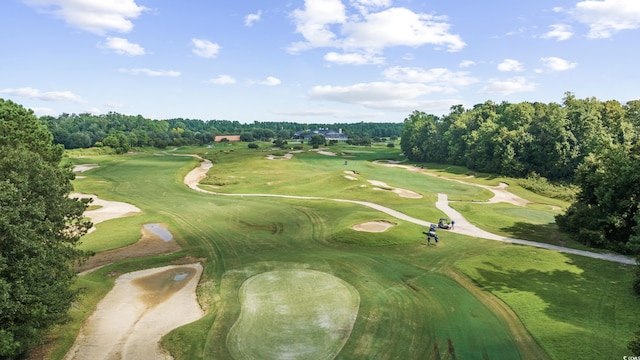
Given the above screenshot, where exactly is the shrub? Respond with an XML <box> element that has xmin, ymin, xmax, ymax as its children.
<box><xmin>248</xmin><ymin>142</ymin><xmax>259</xmax><ymax>149</ymax></box>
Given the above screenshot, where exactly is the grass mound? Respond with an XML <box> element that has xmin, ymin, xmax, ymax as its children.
<box><xmin>227</xmin><ymin>269</ymin><xmax>360</xmax><ymax>360</ymax></box>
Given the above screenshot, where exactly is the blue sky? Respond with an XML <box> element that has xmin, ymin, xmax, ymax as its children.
<box><xmin>1</xmin><ymin>0</ymin><xmax>639</xmax><ymax>123</ymax></box>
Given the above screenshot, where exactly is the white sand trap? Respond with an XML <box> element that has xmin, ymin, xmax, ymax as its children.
<box><xmin>344</xmin><ymin>176</ymin><xmax>358</xmax><ymax>181</ymax></box>
<box><xmin>266</xmin><ymin>153</ymin><xmax>294</xmax><ymax>160</ymax></box>
<box><xmin>71</xmin><ymin>193</ymin><xmax>141</xmax><ymax>233</ymax></box>
<box><xmin>352</xmin><ymin>220</ymin><xmax>396</xmax><ymax>232</ymax></box>
<box><xmin>317</xmin><ymin>150</ymin><xmax>337</xmax><ymax>156</ymax></box>
<box><xmin>367</xmin><ymin>180</ymin><xmax>422</xmax><ymax>199</ymax></box>
<box><xmin>64</xmin><ymin>264</ymin><xmax>204</xmax><ymax>360</ymax></box>
<box><xmin>73</xmin><ymin>164</ymin><xmax>99</xmax><ymax>173</ymax></box>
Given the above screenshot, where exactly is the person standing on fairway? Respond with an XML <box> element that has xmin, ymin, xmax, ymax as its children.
<box><xmin>450</xmin><ymin>220</ymin><xmax>455</xmax><ymax>230</ymax></box>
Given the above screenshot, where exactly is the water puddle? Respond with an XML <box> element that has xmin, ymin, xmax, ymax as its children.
<box><xmin>143</xmin><ymin>223</ymin><xmax>173</xmax><ymax>242</ymax></box>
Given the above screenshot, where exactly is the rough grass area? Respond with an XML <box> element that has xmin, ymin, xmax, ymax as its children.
<box><xmin>227</xmin><ymin>269</ymin><xmax>359</xmax><ymax>360</ymax></box>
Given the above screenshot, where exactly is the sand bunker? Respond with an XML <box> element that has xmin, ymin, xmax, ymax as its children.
<box><xmin>266</xmin><ymin>153</ymin><xmax>294</xmax><ymax>160</ymax></box>
<box><xmin>65</xmin><ymin>264</ymin><xmax>204</xmax><ymax>360</ymax></box>
<box><xmin>367</xmin><ymin>180</ymin><xmax>422</xmax><ymax>199</ymax></box>
<box><xmin>71</xmin><ymin>193</ymin><xmax>141</xmax><ymax>233</ymax></box>
<box><xmin>73</xmin><ymin>164</ymin><xmax>99</xmax><ymax>173</ymax></box>
<box><xmin>352</xmin><ymin>220</ymin><xmax>396</xmax><ymax>232</ymax></box>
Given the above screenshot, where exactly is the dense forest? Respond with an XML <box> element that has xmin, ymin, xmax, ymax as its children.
<box><xmin>400</xmin><ymin>92</ymin><xmax>640</xmax><ymax>256</ymax></box>
<box><xmin>40</xmin><ymin>113</ymin><xmax>403</xmax><ymax>153</ymax></box>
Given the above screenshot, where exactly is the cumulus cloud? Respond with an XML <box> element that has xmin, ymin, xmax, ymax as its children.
<box><xmin>288</xmin><ymin>1</ymin><xmax>465</xmax><ymax>55</ymax></box>
<box><xmin>571</xmin><ymin>0</ymin><xmax>640</xmax><ymax>38</ymax></box>
<box><xmin>480</xmin><ymin>77</ymin><xmax>537</xmax><ymax>95</ymax></box>
<box><xmin>102</xmin><ymin>37</ymin><xmax>145</xmax><ymax>55</ymax></box>
<box><xmin>309</xmin><ymin>82</ymin><xmax>461</xmax><ymax>112</ymax></box>
<box><xmin>542</xmin><ymin>24</ymin><xmax>573</xmax><ymax>41</ymax></box>
<box><xmin>208</xmin><ymin>75</ymin><xmax>237</xmax><ymax>85</ymax></box>
<box><xmin>119</xmin><ymin>68</ymin><xmax>181</xmax><ymax>77</ymax></box>
<box><xmin>245</xmin><ymin>10</ymin><xmax>261</xmax><ymax>27</ymax></box>
<box><xmin>540</xmin><ymin>57</ymin><xmax>577</xmax><ymax>71</ymax></box>
<box><xmin>383</xmin><ymin>66</ymin><xmax>478</xmax><ymax>90</ymax></box>
<box><xmin>497</xmin><ymin>59</ymin><xmax>524</xmax><ymax>72</ymax></box>
<box><xmin>192</xmin><ymin>38</ymin><xmax>221</xmax><ymax>58</ymax></box>
<box><xmin>324</xmin><ymin>51</ymin><xmax>384</xmax><ymax>65</ymax></box>
<box><xmin>459</xmin><ymin>60</ymin><xmax>475</xmax><ymax>68</ymax></box>
<box><xmin>260</xmin><ymin>76</ymin><xmax>282</xmax><ymax>86</ymax></box>
<box><xmin>1</xmin><ymin>87</ymin><xmax>84</xmax><ymax>103</ymax></box>
<box><xmin>22</xmin><ymin>0</ymin><xmax>147</xmax><ymax>35</ymax></box>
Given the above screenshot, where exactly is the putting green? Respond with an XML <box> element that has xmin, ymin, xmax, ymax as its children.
<box><xmin>227</xmin><ymin>269</ymin><xmax>360</xmax><ymax>360</ymax></box>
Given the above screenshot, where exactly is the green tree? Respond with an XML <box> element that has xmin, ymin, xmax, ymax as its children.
<box><xmin>309</xmin><ymin>134</ymin><xmax>325</xmax><ymax>148</ymax></box>
<box><xmin>0</xmin><ymin>99</ymin><xmax>91</xmax><ymax>359</ymax></box>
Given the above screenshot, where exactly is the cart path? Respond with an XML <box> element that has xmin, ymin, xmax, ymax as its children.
<box><xmin>186</xmin><ymin>158</ymin><xmax>636</xmax><ymax>265</ymax></box>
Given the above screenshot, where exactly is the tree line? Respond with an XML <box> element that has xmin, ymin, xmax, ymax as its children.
<box><xmin>400</xmin><ymin>92</ymin><xmax>640</xmax><ymax>256</ymax></box>
<box><xmin>40</xmin><ymin>112</ymin><xmax>404</xmax><ymax>153</ymax></box>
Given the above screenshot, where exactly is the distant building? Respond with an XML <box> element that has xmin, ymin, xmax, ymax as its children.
<box><xmin>214</xmin><ymin>135</ymin><xmax>241</xmax><ymax>142</ymax></box>
<box><xmin>294</xmin><ymin>128</ymin><xmax>348</xmax><ymax>142</ymax></box>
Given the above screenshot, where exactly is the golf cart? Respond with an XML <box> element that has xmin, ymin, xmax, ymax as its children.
<box><xmin>438</xmin><ymin>218</ymin><xmax>451</xmax><ymax>229</ymax></box>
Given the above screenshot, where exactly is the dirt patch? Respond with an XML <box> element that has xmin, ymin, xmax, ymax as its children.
<box><xmin>77</xmin><ymin>223</ymin><xmax>181</xmax><ymax>274</ymax></box>
<box><xmin>64</xmin><ymin>264</ymin><xmax>204</xmax><ymax>360</ymax></box>
<box><xmin>352</xmin><ymin>220</ymin><xmax>396</xmax><ymax>232</ymax></box>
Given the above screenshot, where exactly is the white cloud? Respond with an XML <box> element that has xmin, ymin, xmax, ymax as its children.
<box><xmin>542</xmin><ymin>24</ymin><xmax>573</xmax><ymax>41</ymax></box>
<box><xmin>209</xmin><ymin>75</ymin><xmax>237</xmax><ymax>85</ymax></box>
<box><xmin>571</xmin><ymin>0</ymin><xmax>640</xmax><ymax>38</ymax></box>
<box><xmin>260</xmin><ymin>76</ymin><xmax>282</xmax><ymax>86</ymax></box>
<box><xmin>192</xmin><ymin>38</ymin><xmax>221</xmax><ymax>58</ymax></box>
<box><xmin>350</xmin><ymin>0</ymin><xmax>392</xmax><ymax>14</ymax></box>
<box><xmin>119</xmin><ymin>68</ymin><xmax>181</xmax><ymax>77</ymax></box>
<box><xmin>288</xmin><ymin>2</ymin><xmax>465</xmax><ymax>54</ymax></box>
<box><xmin>102</xmin><ymin>37</ymin><xmax>145</xmax><ymax>56</ymax></box>
<box><xmin>245</xmin><ymin>10</ymin><xmax>261</xmax><ymax>27</ymax></box>
<box><xmin>309</xmin><ymin>82</ymin><xmax>462</xmax><ymax>112</ymax></box>
<box><xmin>324</xmin><ymin>51</ymin><xmax>384</xmax><ymax>65</ymax></box>
<box><xmin>23</xmin><ymin>0</ymin><xmax>147</xmax><ymax>35</ymax></box>
<box><xmin>459</xmin><ymin>60</ymin><xmax>475</xmax><ymax>68</ymax></box>
<box><xmin>1</xmin><ymin>87</ymin><xmax>84</xmax><ymax>102</ymax></box>
<box><xmin>383</xmin><ymin>66</ymin><xmax>478</xmax><ymax>90</ymax></box>
<box><xmin>540</xmin><ymin>57</ymin><xmax>577</xmax><ymax>71</ymax></box>
<box><xmin>288</xmin><ymin>0</ymin><xmax>347</xmax><ymax>52</ymax></box>
<box><xmin>480</xmin><ymin>77</ymin><xmax>537</xmax><ymax>95</ymax></box>
<box><xmin>341</xmin><ymin>8</ymin><xmax>465</xmax><ymax>52</ymax></box>
<box><xmin>497</xmin><ymin>59</ymin><xmax>524</xmax><ymax>72</ymax></box>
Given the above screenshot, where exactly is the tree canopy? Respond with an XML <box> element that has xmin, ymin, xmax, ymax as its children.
<box><xmin>0</xmin><ymin>99</ymin><xmax>91</xmax><ymax>358</ymax></box>
<box><xmin>39</xmin><ymin>112</ymin><xmax>404</xmax><ymax>150</ymax></box>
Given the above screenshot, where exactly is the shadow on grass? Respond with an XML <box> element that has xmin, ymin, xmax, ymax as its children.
<box><xmin>471</xmin><ymin>255</ymin><xmax>638</xmax><ymax>358</ymax></box>
<box><xmin>500</xmin><ymin>222</ymin><xmax>566</xmax><ymax>245</ymax></box>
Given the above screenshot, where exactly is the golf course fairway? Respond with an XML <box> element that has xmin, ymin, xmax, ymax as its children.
<box><xmin>59</xmin><ymin>144</ymin><xmax>639</xmax><ymax>360</ymax></box>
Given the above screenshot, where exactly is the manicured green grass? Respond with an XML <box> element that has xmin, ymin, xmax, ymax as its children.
<box><xmin>455</xmin><ymin>247</ymin><xmax>639</xmax><ymax>360</ymax></box>
<box><xmin>51</xmin><ymin>144</ymin><xmax>639</xmax><ymax>360</ymax></box>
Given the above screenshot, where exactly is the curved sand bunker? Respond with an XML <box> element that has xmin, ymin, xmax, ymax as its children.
<box><xmin>65</xmin><ymin>264</ymin><xmax>204</xmax><ymax>360</ymax></box>
<box><xmin>71</xmin><ymin>193</ymin><xmax>141</xmax><ymax>233</ymax></box>
<box><xmin>228</xmin><ymin>269</ymin><xmax>359</xmax><ymax>360</ymax></box>
<box><xmin>367</xmin><ymin>180</ymin><xmax>422</xmax><ymax>199</ymax></box>
<box><xmin>352</xmin><ymin>220</ymin><xmax>396</xmax><ymax>232</ymax></box>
